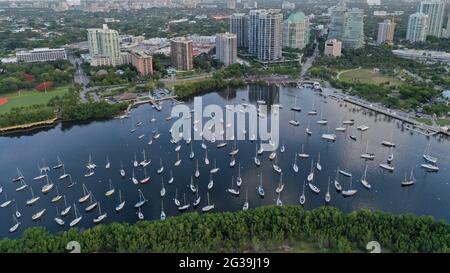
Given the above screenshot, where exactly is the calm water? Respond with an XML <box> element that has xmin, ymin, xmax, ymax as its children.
<box><xmin>1</xmin><ymin>85</ymin><xmax>449</xmax><ymax>239</ymax></box>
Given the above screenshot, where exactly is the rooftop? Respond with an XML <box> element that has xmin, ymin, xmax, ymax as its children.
<box><xmin>286</xmin><ymin>11</ymin><xmax>306</xmax><ymax>22</ymax></box>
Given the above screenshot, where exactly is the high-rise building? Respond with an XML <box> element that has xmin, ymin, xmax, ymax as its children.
<box><xmin>328</xmin><ymin>0</ymin><xmax>347</xmax><ymax>40</ymax></box>
<box><xmin>324</xmin><ymin>39</ymin><xmax>342</xmax><ymax>57</ymax></box>
<box><xmin>406</xmin><ymin>12</ymin><xmax>429</xmax><ymax>43</ymax></box>
<box><xmin>16</xmin><ymin>48</ymin><xmax>67</xmax><ymax>63</ymax></box>
<box><xmin>215</xmin><ymin>32</ymin><xmax>237</xmax><ymax>67</ymax></box>
<box><xmin>227</xmin><ymin>0</ymin><xmax>236</xmax><ymax>9</ymax></box>
<box><xmin>445</xmin><ymin>12</ymin><xmax>450</xmax><ymax>38</ymax></box>
<box><xmin>230</xmin><ymin>13</ymin><xmax>249</xmax><ymax>48</ymax></box>
<box><xmin>87</xmin><ymin>24</ymin><xmax>121</xmax><ymax>66</ymax></box>
<box><xmin>130</xmin><ymin>51</ymin><xmax>153</xmax><ymax>76</ymax></box>
<box><xmin>377</xmin><ymin>19</ymin><xmax>396</xmax><ymax>45</ymax></box>
<box><xmin>282</xmin><ymin>11</ymin><xmax>310</xmax><ymax>49</ymax></box>
<box><xmin>418</xmin><ymin>0</ymin><xmax>446</xmax><ymax>38</ymax></box>
<box><xmin>248</xmin><ymin>9</ymin><xmax>283</xmax><ymax>61</ymax></box>
<box><xmin>170</xmin><ymin>37</ymin><xmax>193</xmax><ymax>71</ymax></box>
<box><xmin>342</xmin><ymin>8</ymin><xmax>365</xmax><ymax>49</ymax></box>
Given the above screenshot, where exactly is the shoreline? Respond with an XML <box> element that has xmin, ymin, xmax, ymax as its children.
<box><xmin>0</xmin><ymin>116</ymin><xmax>59</xmax><ymax>135</ymax></box>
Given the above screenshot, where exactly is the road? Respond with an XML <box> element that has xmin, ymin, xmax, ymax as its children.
<box><xmin>300</xmin><ymin>41</ymin><xmax>319</xmax><ymax>79</ymax></box>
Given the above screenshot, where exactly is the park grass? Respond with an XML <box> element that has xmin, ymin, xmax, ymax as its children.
<box><xmin>339</xmin><ymin>68</ymin><xmax>401</xmax><ymax>86</ymax></box>
<box><xmin>416</xmin><ymin>117</ymin><xmax>433</xmax><ymax>126</ymax></box>
<box><xmin>0</xmin><ymin>86</ymin><xmax>69</xmax><ymax>114</ymax></box>
<box><xmin>436</xmin><ymin>119</ymin><xmax>449</xmax><ymax>127</ymax></box>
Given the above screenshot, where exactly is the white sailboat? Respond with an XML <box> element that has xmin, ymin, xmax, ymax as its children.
<box><xmin>61</xmin><ymin>195</ymin><xmax>71</xmax><ymax>217</ymax></box>
<box><xmin>299</xmin><ymin>180</ymin><xmax>306</xmax><ymax>205</ymax></box>
<box><xmin>105</xmin><ymin>156</ymin><xmax>111</xmax><ymax>169</ymax></box>
<box><xmin>306</xmin><ymin>120</ymin><xmax>312</xmax><ymax>136</ymax></box>
<box><xmin>12</xmin><ymin>168</ymin><xmax>25</xmax><ymax>182</ymax></box>
<box><xmin>174</xmin><ymin>152</ymin><xmax>182</xmax><ymax>167</ymax></box>
<box><xmin>160</xmin><ymin>178</ymin><xmax>166</xmax><ymax>197</ymax></box>
<box><xmin>298</xmin><ymin>144</ymin><xmax>310</xmax><ymax>159</ymax></box>
<box><xmin>401</xmin><ymin>168</ymin><xmax>416</xmax><ymax>187</ymax></box>
<box><xmin>85</xmin><ymin>192</ymin><xmax>98</xmax><ymax>212</ymax></box>
<box><xmin>204</xmin><ymin>149</ymin><xmax>210</xmax><ymax>165</ymax></box>
<box><xmin>41</xmin><ymin>176</ymin><xmax>54</xmax><ymax>194</ymax></box>
<box><xmin>229</xmin><ymin>139</ymin><xmax>239</xmax><ymax>156</ymax></box>
<box><xmin>208</xmin><ymin>173</ymin><xmax>214</xmax><ymax>190</ymax></box>
<box><xmin>422</xmin><ymin>142</ymin><xmax>437</xmax><ymax>164</ymax></box>
<box><xmin>276</xmin><ymin>192</ymin><xmax>283</xmax><ymax>206</ymax></box>
<box><xmin>69</xmin><ymin>203</ymin><xmax>82</xmax><ymax>227</ymax></box>
<box><xmin>291</xmin><ymin>95</ymin><xmax>302</xmax><ymax>112</ymax></box>
<box><xmin>316</xmin><ymin>153</ymin><xmax>322</xmax><ymax>171</ymax></box>
<box><xmin>140</xmin><ymin>149</ymin><xmax>151</xmax><ymax>167</ymax></box>
<box><xmin>293</xmin><ymin>153</ymin><xmax>299</xmax><ymax>173</ymax></box>
<box><xmin>105</xmin><ymin>179</ymin><xmax>115</xmax><ymax>197</ymax></box>
<box><xmin>115</xmin><ymin>190</ymin><xmax>125</xmax><ymax>212</ymax></box>
<box><xmin>254</xmin><ymin>145</ymin><xmax>261</xmax><ymax>166</ymax></box>
<box><xmin>236</xmin><ymin>162</ymin><xmax>243</xmax><ymax>187</ymax></box>
<box><xmin>54</xmin><ymin>207</ymin><xmax>65</xmax><ymax>226</ymax></box>
<box><xmin>86</xmin><ymin>154</ymin><xmax>96</xmax><ymax>169</ymax></box>
<box><xmin>210</xmin><ymin>159</ymin><xmax>220</xmax><ymax>174</ymax></box>
<box><xmin>93</xmin><ymin>202</ymin><xmax>107</xmax><ymax>224</ymax></box>
<box><xmin>360</xmin><ymin>140</ymin><xmax>375</xmax><ymax>160</ymax></box>
<box><xmin>307</xmin><ymin>160</ymin><xmax>314</xmax><ymax>182</ymax></box>
<box><xmin>26</xmin><ymin>186</ymin><xmax>40</xmax><ymax>206</ymax></box>
<box><xmin>195</xmin><ymin>160</ymin><xmax>200</xmax><ymax>178</ymax></box>
<box><xmin>131</xmin><ymin>169</ymin><xmax>139</xmax><ymax>185</ymax></box>
<box><xmin>15</xmin><ymin>179</ymin><xmax>28</xmax><ymax>192</ymax></box>
<box><xmin>174</xmin><ymin>188</ymin><xmax>181</xmax><ymax>207</ymax></box>
<box><xmin>227</xmin><ymin>176</ymin><xmax>240</xmax><ymax>196</ymax></box>
<box><xmin>178</xmin><ymin>193</ymin><xmax>190</xmax><ymax>211</ymax></box>
<box><xmin>273</xmin><ymin>157</ymin><xmax>282</xmax><ymax>174</ymax></box>
<box><xmin>134</xmin><ymin>189</ymin><xmax>148</xmax><ymax>208</ymax></box>
<box><xmin>334</xmin><ymin>170</ymin><xmax>342</xmax><ymax>191</ymax></box>
<box><xmin>275</xmin><ymin>173</ymin><xmax>284</xmax><ymax>194</ymax></box>
<box><xmin>190</xmin><ymin>176</ymin><xmax>197</xmax><ymax>193</ymax></box>
<box><xmin>257</xmin><ymin>142</ymin><xmax>264</xmax><ymax>155</ymax></box>
<box><xmin>78</xmin><ymin>183</ymin><xmax>91</xmax><ymax>203</ymax></box>
<box><xmin>14</xmin><ymin>200</ymin><xmax>21</xmax><ymax>218</ymax></box>
<box><xmin>51</xmin><ymin>185</ymin><xmax>62</xmax><ymax>203</ymax></box>
<box><xmin>189</xmin><ymin>144</ymin><xmax>195</xmax><ymax>159</ymax></box>
<box><xmin>160</xmin><ymin>200</ymin><xmax>166</xmax><ymax>221</ymax></box>
<box><xmin>308</xmin><ymin>96</ymin><xmax>317</xmax><ymax>115</ymax></box>
<box><xmin>133</xmin><ymin>152</ymin><xmax>139</xmax><ymax>168</ymax></box>
<box><xmin>33</xmin><ymin>165</ymin><xmax>47</xmax><ymax>180</ymax></box>
<box><xmin>341</xmin><ymin>177</ymin><xmax>358</xmax><ymax>197</ymax></box>
<box><xmin>120</xmin><ymin>162</ymin><xmax>126</xmax><ymax>177</ymax></box>
<box><xmin>1</xmin><ymin>193</ymin><xmax>12</xmax><ymax>208</ymax></box>
<box><xmin>421</xmin><ymin>163</ymin><xmax>439</xmax><ymax>172</ymax></box>
<box><xmin>32</xmin><ymin>208</ymin><xmax>46</xmax><ymax>221</ymax></box>
<box><xmin>257</xmin><ymin>174</ymin><xmax>265</xmax><ymax>198</ymax></box>
<box><xmin>137</xmin><ymin>207</ymin><xmax>144</xmax><ymax>220</ymax></box>
<box><xmin>59</xmin><ymin>165</ymin><xmax>70</xmax><ymax>180</ymax></box>
<box><xmin>361</xmin><ymin>164</ymin><xmax>371</xmax><ymax>189</ymax></box>
<box><xmin>9</xmin><ymin>215</ymin><xmax>21</xmax><ymax>233</ymax></box>
<box><xmin>52</xmin><ymin>156</ymin><xmax>64</xmax><ymax>169</ymax></box>
<box><xmin>201</xmin><ymin>192</ymin><xmax>215</xmax><ymax>212</ymax></box>
<box><xmin>168</xmin><ymin>170</ymin><xmax>174</xmax><ymax>184</ymax></box>
<box><xmin>157</xmin><ymin>158</ymin><xmax>164</xmax><ymax>174</ymax></box>
<box><xmin>193</xmin><ymin>185</ymin><xmax>201</xmax><ymax>207</ymax></box>
<box><xmin>325</xmin><ymin>177</ymin><xmax>331</xmax><ymax>204</ymax></box>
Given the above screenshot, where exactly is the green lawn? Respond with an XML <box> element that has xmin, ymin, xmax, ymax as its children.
<box><xmin>416</xmin><ymin>117</ymin><xmax>433</xmax><ymax>126</ymax></box>
<box><xmin>0</xmin><ymin>86</ymin><xmax>69</xmax><ymax>114</ymax></box>
<box><xmin>339</xmin><ymin>68</ymin><xmax>401</xmax><ymax>86</ymax></box>
<box><xmin>436</xmin><ymin>119</ymin><xmax>449</xmax><ymax>127</ymax></box>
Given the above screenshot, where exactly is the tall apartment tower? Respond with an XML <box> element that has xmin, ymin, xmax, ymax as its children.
<box><xmin>418</xmin><ymin>0</ymin><xmax>446</xmax><ymax>37</ymax></box>
<box><xmin>230</xmin><ymin>13</ymin><xmax>249</xmax><ymax>48</ymax></box>
<box><xmin>170</xmin><ymin>37</ymin><xmax>193</xmax><ymax>71</ymax></box>
<box><xmin>377</xmin><ymin>19</ymin><xmax>396</xmax><ymax>45</ymax></box>
<box><xmin>282</xmin><ymin>11</ymin><xmax>310</xmax><ymax>49</ymax></box>
<box><xmin>248</xmin><ymin>9</ymin><xmax>283</xmax><ymax>61</ymax></box>
<box><xmin>406</xmin><ymin>12</ymin><xmax>429</xmax><ymax>42</ymax></box>
<box><xmin>445</xmin><ymin>12</ymin><xmax>450</xmax><ymax>38</ymax></box>
<box><xmin>215</xmin><ymin>32</ymin><xmax>237</xmax><ymax>67</ymax></box>
<box><xmin>328</xmin><ymin>0</ymin><xmax>347</xmax><ymax>40</ymax></box>
<box><xmin>227</xmin><ymin>0</ymin><xmax>236</xmax><ymax>9</ymax></box>
<box><xmin>87</xmin><ymin>24</ymin><xmax>121</xmax><ymax>66</ymax></box>
<box><xmin>342</xmin><ymin>8</ymin><xmax>365</xmax><ymax>49</ymax></box>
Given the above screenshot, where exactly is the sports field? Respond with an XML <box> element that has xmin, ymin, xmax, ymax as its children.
<box><xmin>339</xmin><ymin>68</ymin><xmax>401</xmax><ymax>86</ymax></box>
<box><xmin>0</xmin><ymin>86</ymin><xmax>69</xmax><ymax>114</ymax></box>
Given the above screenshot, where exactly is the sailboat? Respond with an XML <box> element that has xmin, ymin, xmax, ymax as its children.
<box><xmin>115</xmin><ymin>190</ymin><xmax>125</xmax><ymax>212</ymax></box>
<box><xmin>236</xmin><ymin>162</ymin><xmax>243</xmax><ymax>187</ymax></box>
<box><xmin>174</xmin><ymin>188</ymin><xmax>181</xmax><ymax>207</ymax></box>
<box><xmin>51</xmin><ymin>185</ymin><xmax>62</xmax><ymax>203</ymax></box>
<box><xmin>298</xmin><ymin>144</ymin><xmax>310</xmax><ymax>159</ymax></box>
<box><xmin>174</xmin><ymin>144</ymin><xmax>181</xmax><ymax>152</ymax></box>
<box><xmin>280</xmin><ymin>139</ymin><xmax>285</xmax><ymax>153</ymax></box>
<box><xmin>32</xmin><ymin>208</ymin><xmax>46</xmax><ymax>221</ymax></box>
<box><xmin>217</xmin><ymin>140</ymin><xmax>227</xmax><ymax>148</ymax></box>
<box><xmin>242</xmin><ymin>190</ymin><xmax>249</xmax><ymax>211</ymax></box>
<box><xmin>33</xmin><ymin>165</ymin><xmax>47</xmax><ymax>180</ymax></box>
<box><xmin>357</xmin><ymin>125</ymin><xmax>369</xmax><ymax>131</ymax></box>
<box><xmin>1</xmin><ymin>193</ymin><xmax>12</xmax><ymax>208</ymax></box>
<box><xmin>273</xmin><ymin>157</ymin><xmax>282</xmax><ymax>174</ymax></box>
<box><xmin>15</xmin><ymin>179</ymin><xmax>28</xmax><ymax>192</ymax></box>
<box><xmin>131</xmin><ymin>169</ymin><xmax>139</xmax><ymax>185</ymax></box>
<box><xmin>289</xmin><ymin>110</ymin><xmax>300</xmax><ymax>126</ymax></box>
<box><xmin>160</xmin><ymin>200</ymin><xmax>166</xmax><ymax>221</ymax></box>
<box><xmin>227</xmin><ymin>176</ymin><xmax>240</xmax><ymax>196</ymax></box>
<box><xmin>308</xmin><ymin>96</ymin><xmax>317</xmax><ymax>115</ymax></box>
<box><xmin>134</xmin><ymin>189</ymin><xmax>148</xmax><ymax>208</ymax></box>
<box><xmin>254</xmin><ymin>145</ymin><xmax>261</xmax><ymax>166</ymax></box>
<box><xmin>189</xmin><ymin>144</ymin><xmax>195</xmax><ymax>159</ymax></box>
<box><xmin>386</xmin><ymin>147</ymin><xmax>394</xmax><ymax>164</ymax></box>
<box><xmin>421</xmin><ymin>163</ymin><xmax>439</xmax><ymax>172</ymax></box>
<box><xmin>84</xmin><ymin>166</ymin><xmax>94</xmax><ymax>177</ymax></box>
<box><xmin>341</xmin><ymin>177</ymin><xmax>358</xmax><ymax>197</ymax></box>
<box><xmin>316</xmin><ymin>153</ymin><xmax>322</xmax><ymax>171</ymax></box>
<box><xmin>70</xmin><ymin>203</ymin><xmax>82</xmax><ymax>227</ymax></box>
<box><xmin>133</xmin><ymin>153</ymin><xmax>139</xmax><ymax>168</ymax></box>
<box><xmin>93</xmin><ymin>202</ymin><xmax>107</xmax><ymax>224</ymax></box>
<box><xmin>174</xmin><ymin>152</ymin><xmax>182</xmax><ymax>166</ymax></box>
<box><xmin>137</xmin><ymin>207</ymin><xmax>144</xmax><ymax>220</ymax></box>
<box><xmin>401</xmin><ymin>168</ymin><xmax>416</xmax><ymax>187</ymax></box>
<box><xmin>257</xmin><ymin>142</ymin><xmax>264</xmax><ymax>155</ymax></box>
<box><xmin>85</xmin><ymin>192</ymin><xmax>98</xmax><ymax>212</ymax></box>
<box><xmin>120</xmin><ymin>162</ymin><xmax>126</xmax><ymax>177</ymax></box>
<box><xmin>299</xmin><ymin>180</ymin><xmax>306</xmax><ymax>205</ymax></box>
<box><xmin>193</xmin><ymin>185</ymin><xmax>201</xmax><ymax>207</ymax></box>
<box><xmin>307</xmin><ymin>160</ymin><xmax>314</xmax><ymax>182</ymax></box>
<box><xmin>168</xmin><ymin>170</ymin><xmax>174</xmax><ymax>184</ymax></box>
<box><xmin>52</xmin><ymin>156</ymin><xmax>64</xmax><ymax>169</ymax></box>
<box><xmin>379</xmin><ymin>162</ymin><xmax>394</xmax><ymax>172</ymax></box>
<box><xmin>195</xmin><ymin>160</ymin><xmax>200</xmax><ymax>178</ymax></box>
<box><xmin>178</xmin><ymin>193</ymin><xmax>190</xmax><ymax>211</ymax></box>
<box><xmin>201</xmin><ymin>192</ymin><xmax>215</xmax><ymax>212</ymax></box>
<box><xmin>229</xmin><ymin>139</ymin><xmax>239</xmax><ymax>156</ymax></box>
<box><xmin>276</xmin><ymin>192</ymin><xmax>283</xmax><ymax>206</ymax></box>
<box><xmin>41</xmin><ymin>175</ymin><xmax>54</xmax><ymax>194</ymax></box>
<box><xmin>204</xmin><ymin>149</ymin><xmax>210</xmax><ymax>165</ymax></box>
<box><xmin>160</xmin><ymin>178</ymin><xmax>166</xmax><ymax>197</ymax></box>
<box><xmin>61</xmin><ymin>195</ymin><xmax>71</xmax><ymax>216</ymax></box>
<box><xmin>338</xmin><ymin>168</ymin><xmax>352</xmax><ymax>177</ymax></box>
<box><xmin>210</xmin><ymin>159</ymin><xmax>220</xmax><ymax>174</ymax></box>
<box><xmin>26</xmin><ymin>186</ymin><xmax>40</xmax><ymax>206</ymax></box>
<box><xmin>291</xmin><ymin>95</ymin><xmax>301</xmax><ymax>112</ymax></box>
<box><xmin>12</xmin><ymin>168</ymin><xmax>25</xmax><ymax>182</ymax></box>
<box><xmin>190</xmin><ymin>176</ymin><xmax>197</xmax><ymax>193</ymax></box>
<box><xmin>105</xmin><ymin>156</ymin><xmax>111</xmax><ymax>169</ymax></box>
<box><xmin>59</xmin><ymin>164</ymin><xmax>70</xmax><ymax>180</ymax></box>
<box><xmin>54</xmin><ymin>207</ymin><xmax>65</xmax><ymax>226</ymax></box>
<box><xmin>306</xmin><ymin>120</ymin><xmax>312</xmax><ymax>136</ymax></box>
<box><xmin>334</xmin><ymin>170</ymin><xmax>343</xmax><ymax>191</ymax></box>
<box><xmin>422</xmin><ymin>142</ymin><xmax>437</xmax><ymax>164</ymax></box>
<box><xmin>67</xmin><ymin>175</ymin><xmax>76</xmax><ymax>188</ymax></box>
<box><xmin>86</xmin><ymin>154</ymin><xmax>96</xmax><ymax>169</ymax></box>
<box><xmin>9</xmin><ymin>215</ymin><xmax>21</xmax><ymax>233</ymax></box>
<box><xmin>275</xmin><ymin>173</ymin><xmax>284</xmax><ymax>194</ymax></box>
<box><xmin>78</xmin><ymin>183</ymin><xmax>91</xmax><ymax>203</ymax></box>
<box><xmin>325</xmin><ymin>177</ymin><xmax>331</xmax><ymax>204</ymax></box>
<box><xmin>208</xmin><ymin>173</ymin><xmax>214</xmax><ymax>190</ymax></box>
<box><xmin>140</xmin><ymin>149</ymin><xmax>151</xmax><ymax>167</ymax></box>
<box><xmin>361</xmin><ymin>164</ymin><xmax>371</xmax><ymax>189</ymax></box>
<box><xmin>257</xmin><ymin>174</ymin><xmax>265</xmax><ymax>198</ymax></box>
<box><xmin>293</xmin><ymin>153</ymin><xmax>299</xmax><ymax>173</ymax></box>
<box><xmin>360</xmin><ymin>140</ymin><xmax>375</xmax><ymax>160</ymax></box>
<box><xmin>105</xmin><ymin>179</ymin><xmax>115</xmax><ymax>197</ymax></box>
<box><xmin>153</xmin><ymin>127</ymin><xmax>161</xmax><ymax>139</ymax></box>
<box><xmin>14</xmin><ymin>200</ymin><xmax>21</xmax><ymax>218</ymax></box>
<box><xmin>316</xmin><ymin>106</ymin><xmax>328</xmax><ymax>125</ymax></box>
<box><xmin>156</xmin><ymin>158</ymin><xmax>164</xmax><ymax>174</ymax></box>
<box><xmin>269</xmin><ymin>150</ymin><xmax>277</xmax><ymax>161</ymax></box>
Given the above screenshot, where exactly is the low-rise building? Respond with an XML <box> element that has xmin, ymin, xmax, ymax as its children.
<box><xmin>130</xmin><ymin>51</ymin><xmax>153</xmax><ymax>76</ymax></box>
<box><xmin>392</xmin><ymin>49</ymin><xmax>450</xmax><ymax>64</ymax></box>
<box><xmin>16</xmin><ymin>48</ymin><xmax>67</xmax><ymax>63</ymax></box>
<box><xmin>324</xmin><ymin>39</ymin><xmax>342</xmax><ymax>57</ymax></box>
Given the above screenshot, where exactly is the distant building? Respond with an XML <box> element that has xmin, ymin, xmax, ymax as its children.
<box><xmin>377</xmin><ymin>19</ymin><xmax>396</xmax><ymax>45</ymax></box>
<box><xmin>282</xmin><ymin>11</ymin><xmax>310</xmax><ymax>50</ymax></box>
<box><xmin>328</xmin><ymin>1</ymin><xmax>364</xmax><ymax>49</ymax></box>
<box><xmin>328</xmin><ymin>0</ymin><xmax>347</xmax><ymax>40</ymax></box>
<box><xmin>88</xmin><ymin>24</ymin><xmax>121</xmax><ymax>66</ymax></box>
<box><xmin>248</xmin><ymin>9</ymin><xmax>283</xmax><ymax>61</ymax></box>
<box><xmin>418</xmin><ymin>0</ymin><xmax>446</xmax><ymax>38</ymax></box>
<box><xmin>367</xmin><ymin>0</ymin><xmax>381</xmax><ymax>6</ymax></box>
<box><xmin>16</xmin><ymin>48</ymin><xmax>67</xmax><ymax>63</ymax></box>
<box><xmin>444</xmin><ymin>12</ymin><xmax>450</xmax><ymax>38</ymax></box>
<box><xmin>392</xmin><ymin>49</ymin><xmax>450</xmax><ymax>64</ymax></box>
<box><xmin>406</xmin><ymin>13</ymin><xmax>429</xmax><ymax>43</ymax></box>
<box><xmin>170</xmin><ymin>37</ymin><xmax>193</xmax><ymax>71</ymax></box>
<box><xmin>230</xmin><ymin>13</ymin><xmax>249</xmax><ymax>48</ymax></box>
<box><xmin>227</xmin><ymin>0</ymin><xmax>236</xmax><ymax>9</ymax></box>
<box><xmin>215</xmin><ymin>33</ymin><xmax>237</xmax><ymax>67</ymax></box>
<box><xmin>281</xmin><ymin>1</ymin><xmax>295</xmax><ymax>10</ymax></box>
<box><xmin>130</xmin><ymin>51</ymin><xmax>153</xmax><ymax>76</ymax></box>
<box><xmin>324</xmin><ymin>39</ymin><xmax>342</xmax><ymax>57</ymax></box>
